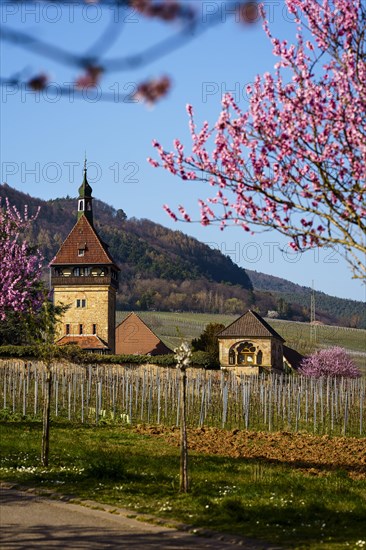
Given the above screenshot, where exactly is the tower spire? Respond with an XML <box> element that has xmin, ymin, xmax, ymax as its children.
<box><xmin>78</xmin><ymin>157</ymin><xmax>93</xmax><ymax>223</ymax></box>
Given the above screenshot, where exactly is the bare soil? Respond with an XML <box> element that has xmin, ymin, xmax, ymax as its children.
<box><xmin>134</xmin><ymin>425</ymin><xmax>366</xmax><ymax>479</ymax></box>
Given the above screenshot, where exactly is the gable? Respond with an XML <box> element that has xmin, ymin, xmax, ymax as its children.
<box><xmin>218</xmin><ymin>310</ymin><xmax>285</xmax><ymax>341</ymax></box>
<box><xmin>50</xmin><ymin>215</ymin><xmax>118</xmax><ymax>267</ymax></box>
<box><xmin>115</xmin><ymin>313</ymin><xmax>172</xmax><ymax>355</ymax></box>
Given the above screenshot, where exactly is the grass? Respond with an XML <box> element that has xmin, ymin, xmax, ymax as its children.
<box><xmin>1</xmin><ymin>420</ymin><xmax>365</xmax><ymax>550</ymax></box>
<box><xmin>116</xmin><ymin>311</ymin><xmax>366</xmax><ymax>371</ymax></box>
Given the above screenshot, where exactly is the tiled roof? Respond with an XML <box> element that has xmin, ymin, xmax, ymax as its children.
<box><xmin>56</xmin><ymin>335</ymin><xmax>109</xmax><ymax>350</ymax></box>
<box><xmin>50</xmin><ymin>216</ymin><xmax>118</xmax><ymax>267</ymax></box>
<box><xmin>218</xmin><ymin>310</ymin><xmax>285</xmax><ymax>341</ymax></box>
<box><xmin>115</xmin><ymin>312</ymin><xmax>172</xmax><ymax>355</ymax></box>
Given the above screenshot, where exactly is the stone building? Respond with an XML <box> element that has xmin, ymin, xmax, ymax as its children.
<box><xmin>115</xmin><ymin>312</ymin><xmax>172</xmax><ymax>356</ymax></box>
<box><xmin>50</xmin><ymin>165</ymin><xmax>120</xmax><ymax>353</ymax></box>
<box><xmin>218</xmin><ymin>310</ymin><xmax>286</xmax><ymax>374</ymax></box>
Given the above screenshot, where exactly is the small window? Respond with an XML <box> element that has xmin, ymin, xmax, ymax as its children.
<box><xmin>79</xmin><ymin>324</ymin><xmax>83</xmax><ymax>335</ymax></box>
<box><xmin>92</xmin><ymin>324</ymin><xmax>97</xmax><ymax>335</ymax></box>
<box><xmin>78</xmin><ymin>249</ymin><xmax>85</xmax><ymax>257</ymax></box>
<box><xmin>76</xmin><ymin>299</ymin><xmax>86</xmax><ymax>308</ymax></box>
<box><xmin>66</xmin><ymin>324</ymin><xmax>70</xmax><ymax>335</ymax></box>
<box><xmin>73</xmin><ymin>267</ymin><xmax>80</xmax><ymax>276</ymax></box>
<box><xmin>78</xmin><ymin>199</ymin><xmax>84</xmax><ymax>211</ymax></box>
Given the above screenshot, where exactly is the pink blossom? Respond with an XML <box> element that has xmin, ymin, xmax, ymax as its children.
<box><xmin>0</xmin><ymin>199</ymin><xmax>44</xmax><ymax>321</ymax></box>
<box><xmin>300</xmin><ymin>347</ymin><xmax>361</xmax><ymax>378</ymax></box>
<box><xmin>149</xmin><ymin>0</ymin><xmax>366</xmax><ymax>279</ymax></box>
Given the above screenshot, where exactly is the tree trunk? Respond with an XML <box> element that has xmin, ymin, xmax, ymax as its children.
<box><xmin>41</xmin><ymin>367</ymin><xmax>52</xmax><ymax>467</ymax></box>
<box><xmin>180</xmin><ymin>368</ymin><xmax>189</xmax><ymax>493</ymax></box>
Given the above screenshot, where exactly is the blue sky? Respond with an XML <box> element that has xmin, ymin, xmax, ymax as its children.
<box><xmin>1</xmin><ymin>0</ymin><xmax>364</xmax><ymax>302</ymax></box>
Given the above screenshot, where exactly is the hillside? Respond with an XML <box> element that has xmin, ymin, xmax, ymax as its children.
<box><xmin>1</xmin><ymin>184</ymin><xmax>365</xmax><ymax>327</ymax></box>
<box><xmin>247</xmin><ymin>270</ymin><xmax>366</xmax><ymax>328</ymax></box>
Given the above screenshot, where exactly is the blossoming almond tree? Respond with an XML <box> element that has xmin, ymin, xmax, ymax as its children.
<box><xmin>149</xmin><ymin>0</ymin><xmax>366</xmax><ymax>280</ymax></box>
<box><xmin>0</xmin><ymin>198</ymin><xmax>44</xmax><ymax>321</ymax></box>
<box><xmin>300</xmin><ymin>346</ymin><xmax>361</xmax><ymax>378</ymax></box>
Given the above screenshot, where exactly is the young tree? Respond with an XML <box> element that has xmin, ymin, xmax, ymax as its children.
<box><xmin>0</xmin><ymin>198</ymin><xmax>66</xmax><ymax>465</ymax></box>
<box><xmin>299</xmin><ymin>346</ymin><xmax>361</xmax><ymax>378</ymax></box>
<box><xmin>0</xmin><ymin>198</ymin><xmax>44</xmax><ymax>321</ymax></box>
<box><xmin>149</xmin><ymin>0</ymin><xmax>366</xmax><ymax>278</ymax></box>
<box><xmin>174</xmin><ymin>341</ymin><xmax>192</xmax><ymax>493</ymax></box>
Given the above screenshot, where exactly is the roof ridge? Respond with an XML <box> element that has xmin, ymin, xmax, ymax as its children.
<box><xmin>116</xmin><ymin>312</ymin><xmax>172</xmax><ymax>351</ymax></box>
<box><xmin>217</xmin><ymin>309</ymin><xmax>252</xmax><ymax>336</ymax></box>
<box><xmin>218</xmin><ymin>309</ymin><xmax>285</xmax><ymax>341</ymax></box>
<box><xmin>50</xmin><ymin>216</ymin><xmax>118</xmax><ymax>267</ymax></box>
<box><xmin>79</xmin><ymin>216</ymin><xmax>115</xmax><ymax>264</ymax></box>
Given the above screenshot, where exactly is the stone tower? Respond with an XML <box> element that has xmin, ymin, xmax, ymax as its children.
<box><xmin>50</xmin><ymin>164</ymin><xmax>119</xmax><ymax>353</ymax></box>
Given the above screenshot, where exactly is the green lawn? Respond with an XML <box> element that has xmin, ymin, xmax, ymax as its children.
<box><xmin>1</xmin><ymin>421</ymin><xmax>365</xmax><ymax>550</ymax></box>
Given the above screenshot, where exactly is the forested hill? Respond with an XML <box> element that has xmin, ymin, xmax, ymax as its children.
<box><xmin>247</xmin><ymin>270</ymin><xmax>365</xmax><ymax>329</ymax></box>
<box><xmin>2</xmin><ymin>184</ymin><xmax>365</xmax><ymax>328</ymax></box>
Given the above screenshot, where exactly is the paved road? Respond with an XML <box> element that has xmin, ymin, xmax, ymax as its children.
<box><xmin>0</xmin><ymin>487</ymin><xmax>279</xmax><ymax>549</ymax></box>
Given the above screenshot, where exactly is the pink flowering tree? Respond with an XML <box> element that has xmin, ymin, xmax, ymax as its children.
<box><xmin>0</xmin><ymin>198</ymin><xmax>44</xmax><ymax>322</ymax></box>
<box><xmin>149</xmin><ymin>0</ymin><xmax>366</xmax><ymax>280</ymax></box>
<box><xmin>299</xmin><ymin>346</ymin><xmax>361</xmax><ymax>378</ymax></box>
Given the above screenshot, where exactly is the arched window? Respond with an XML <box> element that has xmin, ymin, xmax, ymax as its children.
<box><xmin>229</xmin><ymin>342</ymin><xmax>258</xmax><ymax>366</ymax></box>
<box><xmin>237</xmin><ymin>342</ymin><xmax>256</xmax><ymax>365</ymax></box>
<box><xmin>257</xmin><ymin>350</ymin><xmax>263</xmax><ymax>365</ymax></box>
<box><xmin>78</xmin><ymin>199</ymin><xmax>84</xmax><ymax>211</ymax></box>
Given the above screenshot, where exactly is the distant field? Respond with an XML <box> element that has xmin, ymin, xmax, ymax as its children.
<box><xmin>116</xmin><ymin>311</ymin><xmax>366</xmax><ymax>371</ymax></box>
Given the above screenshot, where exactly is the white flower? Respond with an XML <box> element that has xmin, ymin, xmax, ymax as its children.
<box><xmin>174</xmin><ymin>341</ymin><xmax>192</xmax><ymax>369</ymax></box>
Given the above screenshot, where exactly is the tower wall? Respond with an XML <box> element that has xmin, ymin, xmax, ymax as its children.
<box><xmin>54</xmin><ymin>284</ymin><xmax>116</xmax><ymax>353</ymax></box>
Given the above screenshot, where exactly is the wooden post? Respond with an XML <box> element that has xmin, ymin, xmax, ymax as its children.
<box><xmin>41</xmin><ymin>367</ymin><xmax>52</xmax><ymax>467</ymax></box>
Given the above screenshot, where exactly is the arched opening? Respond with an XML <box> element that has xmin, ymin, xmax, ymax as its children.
<box><xmin>228</xmin><ymin>342</ymin><xmax>261</xmax><ymax>366</ymax></box>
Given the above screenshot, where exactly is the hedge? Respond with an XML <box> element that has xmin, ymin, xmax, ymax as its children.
<box><xmin>0</xmin><ymin>345</ymin><xmax>218</xmax><ymax>369</ymax></box>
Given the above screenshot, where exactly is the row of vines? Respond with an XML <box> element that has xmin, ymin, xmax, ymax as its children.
<box><xmin>0</xmin><ymin>361</ymin><xmax>364</xmax><ymax>436</ymax></box>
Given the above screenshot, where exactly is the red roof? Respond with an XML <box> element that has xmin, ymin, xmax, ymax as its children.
<box><xmin>115</xmin><ymin>312</ymin><xmax>172</xmax><ymax>355</ymax></box>
<box><xmin>50</xmin><ymin>216</ymin><xmax>118</xmax><ymax>267</ymax></box>
<box><xmin>56</xmin><ymin>335</ymin><xmax>109</xmax><ymax>350</ymax></box>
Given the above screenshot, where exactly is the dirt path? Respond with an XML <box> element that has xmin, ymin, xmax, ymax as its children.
<box><xmin>0</xmin><ymin>487</ymin><xmax>281</xmax><ymax>549</ymax></box>
<box><xmin>134</xmin><ymin>426</ymin><xmax>366</xmax><ymax>478</ymax></box>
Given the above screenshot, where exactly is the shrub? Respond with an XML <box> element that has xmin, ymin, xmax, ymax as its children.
<box><xmin>299</xmin><ymin>347</ymin><xmax>361</xmax><ymax>379</ymax></box>
<box><xmin>0</xmin><ymin>346</ymin><xmax>217</xmax><ymax>369</ymax></box>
